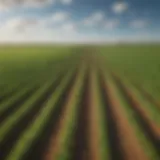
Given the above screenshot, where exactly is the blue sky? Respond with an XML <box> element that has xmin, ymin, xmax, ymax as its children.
<box><xmin>0</xmin><ymin>0</ymin><xmax>159</xmax><ymax>43</ymax></box>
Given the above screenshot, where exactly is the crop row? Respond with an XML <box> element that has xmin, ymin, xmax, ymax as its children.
<box><xmin>0</xmin><ymin>56</ymin><xmax>160</xmax><ymax>160</ymax></box>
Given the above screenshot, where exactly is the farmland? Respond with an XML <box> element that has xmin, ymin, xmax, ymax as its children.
<box><xmin>0</xmin><ymin>45</ymin><xmax>160</xmax><ymax>160</ymax></box>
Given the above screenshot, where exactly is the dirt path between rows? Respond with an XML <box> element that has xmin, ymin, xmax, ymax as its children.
<box><xmin>113</xmin><ymin>74</ymin><xmax>160</xmax><ymax>155</ymax></box>
<box><xmin>100</xmin><ymin>72</ymin><xmax>148</xmax><ymax>160</ymax></box>
<box><xmin>87</xmin><ymin>68</ymin><xmax>102</xmax><ymax>160</ymax></box>
<box><xmin>69</xmin><ymin>68</ymin><xmax>90</xmax><ymax>160</ymax></box>
<box><xmin>0</xmin><ymin>86</ymin><xmax>38</xmax><ymax>126</ymax></box>
<box><xmin>0</xmin><ymin>72</ymin><xmax>65</xmax><ymax>160</ymax></box>
<box><xmin>44</xmin><ymin>66</ymin><xmax>84</xmax><ymax>160</ymax></box>
<box><xmin>22</xmin><ymin>69</ymin><xmax>78</xmax><ymax>160</ymax></box>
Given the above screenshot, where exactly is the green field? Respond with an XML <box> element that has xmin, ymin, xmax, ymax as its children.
<box><xmin>98</xmin><ymin>45</ymin><xmax>160</xmax><ymax>99</ymax></box>
<box><xmin>0</xmin><ymin>45</ymin><xmax>160</xmax><ymax>160</ymax></box>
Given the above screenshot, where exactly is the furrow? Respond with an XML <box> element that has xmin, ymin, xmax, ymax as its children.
<box><xmin>100</xmin><ymin>72</ymin><xmax>148</xmax><ymax>160</ymax></box>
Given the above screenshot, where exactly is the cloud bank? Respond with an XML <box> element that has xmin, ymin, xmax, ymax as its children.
<box><xmin>0</xmin><ymin>0</ymin><xmax>155</xmax><ymax>43</ymax></box>
<box><xmin>112</xmin><ymin>2</ymin><xmax>128</xmax><ymax>14</ymax></box>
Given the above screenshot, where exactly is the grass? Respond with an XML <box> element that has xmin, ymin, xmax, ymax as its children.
<box><xmin>0</xmin><ymin>79</ymin><xmax>53</xmax><ymax>142</ymax></box>
<box><xmin>112</xmin><ymin>77</ymin><xmax>160</xmax><ymax>160</ymax></box>
<box><xmin>98</xmin><ymin>45</ymin><xmax>160</xmax><ymax>99</ymax></box>
<box><xmin>57</xmin><ymin>65</ymin><xmax>85</xmax><ymax>160</ymax></box>
<box><xmin>0</xmin><ymin>45</ymin><xmax>74</xmax><ymax>89</ymax></box>
<box><xmin>121</xmin><ymin>79</ymin><xmax>160</xmax><ymax>126</ymax></box>
<box><xmin>0</xmin><ymin>44</ymin><xmax>160</xmax><ymax>160</ymax></box>
<box><xmin>0</xmin><ymin>84</ymin><xmax>35</xmax><ymax>114</ymax></box>
<box><xmin>6</xmin><ymin>68</ymin><xmax>76</xmax><ymax>160</ymax></box>
<box><xmin>93</xmin><ymin>70</ymin><xmax>110</xmax><ymax>160</ymax></box>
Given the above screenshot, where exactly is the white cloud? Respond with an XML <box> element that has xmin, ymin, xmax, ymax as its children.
<box><xmin>60</xmin><ymin>0</ymin><xmax>72</xmax><ymax>5</ymax></box>
<box><xmin>0</xmin><ymin>26</ymin><xmax>118</xmax><ymax>44</ymax></box>
<box><xmin>0</xmin><ymin>24</ymin><xmax>78</xmax><ymax>43</ymax></box>
<box><xmin>130</xmin><ymin>20</ymin><xmax>149</xmax><ymax>29</ymax></box>
<box><xmin>82</xmin><ymin>11</ymin><xmax>105</xmax><ymax>26</ymax></box>
<box><xmin>104</xmin><ymin>19</ymin><xmax>120</xmax><ymax>29</ymax></box>
<box><xmin>1</xmin><ymin>11</ymin><xmax>71</xmax><ymax>32</ymax></box>
<box><xmin>61</xmin><ymin>23</ymin><xmax>75</xmax><ymax>32</ymax></box>
<box><xmin>0</xmin><ymin>0</ymin><xmax>72</xmax><ymax>11</ymax></box>
<box><xmin>51</xmin><ymin>12</ymin><xmax>69</xmax><ymax>23</ymax></box>
<box><xmin>0</xmin><ymin>0</ymin><xmax>54</xmax><ymax>11</ymax></box>
<box><xmin>0</xmin><ymin>13</ymin><xmax>77</xmax><ymax>43</ymax></box>
<box><xmin>1</xmin><ymin>17</ymin><xmax>40</xmax><ymax>32</ymax></box>
<box><xmin>112</xmin><ymin>2</ymin><xmax>128</xmax><ymax>14</ymax></box>
<box><xmin>0</xmin><ymin>10</ymin><xmax>156</xmax><ymax>44</ymax></box>
<box><xmin>0</xmin><ymin>24</ymin><xmax>158</xmax><ymax>44</ymax></box>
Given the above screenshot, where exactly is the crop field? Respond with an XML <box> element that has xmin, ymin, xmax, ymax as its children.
<box><xmin>0</xmin><ymin>45</ymin><xmax>160</xmax><ymax>160</ymax></box>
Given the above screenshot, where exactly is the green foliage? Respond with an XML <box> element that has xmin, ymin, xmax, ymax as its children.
<box><xmin>98</xmin><ymin>45</ymin><xmax>160</xmax><ymax>99</ymax></box>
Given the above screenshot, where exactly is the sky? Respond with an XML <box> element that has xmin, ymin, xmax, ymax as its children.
<box><xmin>0</xmin><ymin>0</ymin><xmax>160</xmax><ymax>43</ymax></box>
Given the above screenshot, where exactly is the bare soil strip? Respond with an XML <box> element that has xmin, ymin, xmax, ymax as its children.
<box><xmin>99</xmin><ymin>74</ymin><xmax>124</xmax><ymax>160</ymax></box>
<box><xmin>113</xmin><ymin>74</ymin><xmax>160</xmax><ymax>156</ymax></box>
<box><xmin>100</xmin><ymin>73</ymin><xmax>148</xmax><ymax>160</ymax></box>
<box><xmin>87</xmin><ymin>68</ymin><xmax>102</xmax><ymax>160</ymax></box>
<box><xmin>0</xmin><ymin>72</ymin><xmax>65</xmax><ymax>160</ymax></box>
<box><xmin>0</xmin><ymin>86</ymin><xmax>38</xmax><ymax>125</ymax></box>
<box><xmin>44</xmin><ymin>66</ymin><xmax>84</xmax><ymax>160</ymax></box>
<box><xmin>69</xmin><ymin>68</ymin><xmax>90</xmax><ymax>160</ymax></box>
<box><xmin>21</xmin><ymin>69</ymin><xmax>79</xmax><ymax>160</ymax></box>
